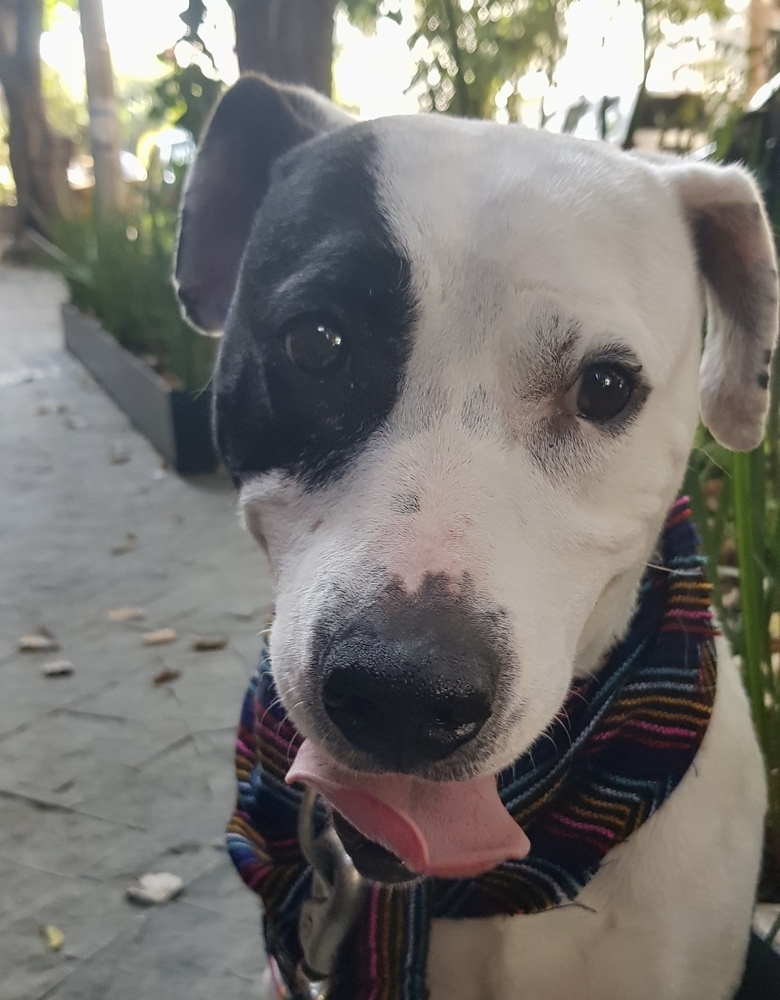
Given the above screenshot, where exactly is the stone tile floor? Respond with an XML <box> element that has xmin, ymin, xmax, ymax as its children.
<box><xmin>0</xmin><ymin>260</ymin><xmax>273</xmax><ymax>999</ymax></box>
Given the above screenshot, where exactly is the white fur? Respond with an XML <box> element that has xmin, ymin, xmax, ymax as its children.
<box><xmin>251</xmin><ymin>657</ymin><xmax>766</xmax><ymax>1000</ymax></box>
<box><xmin>249</xmin><ymin>123</ymin><xmax>707</xmax><ymax>770</ymax></box>
<box><xmin>236</xmin><ymin>116</ymin><xmax>771</xmax><ymax>997</ymax></box>
<box><xmin>426</xmin><ymin>643</ymin><xmax>766</xmax><ymax>1000</ymax></box>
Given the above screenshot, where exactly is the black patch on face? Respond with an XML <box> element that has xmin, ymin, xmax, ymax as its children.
<box><xmin>176</xmin><ymin>76</ymin><xmax>330</xmax><ymax>333</ymax></box>
<box><xmin>757</xmin><ymin>371</ymin><xmax>770</xmax><ymax>389</ymax></box>
<box><xmin>214</xmin><ymin>125</ymin><xmax>416</xmax><ymax>487</ymax></box>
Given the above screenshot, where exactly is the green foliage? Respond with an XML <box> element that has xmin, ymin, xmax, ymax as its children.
<box><xmin>52</xmin><ymin>194</ymin><xmax>214</xmax><ymax>392</ymax></box>
<box><xmin>41</xmin><ymin>60</ymin><xmax>87</xmax><ymax>141</ymax></box>
<box><xmin>622</xmin><ymin>0</ymin><xmax>731</xmax><ymax>147</ymax></box>
<box><xmin>148</xmin><ymin>56</ymin><xmax>222</xmax><ymax>139</ymax></box>
<box><xmin>139</xmin><ymin>2</ymin><xmax>223</xmax><ymax>144</ymax></box>
<box><xmin>684</xmin><ymin>419</ymin><xmax>780</xmax><ymax>898</ymax></box>
<box><xmin>42</xmin><ymin>0</ymin><xmax>76</xmax><ymax>31</ymax></box>
<box><xmin>341</xmin><ymin>0</ymin><xmax>403</xmax><ymax>32</ymax></box>
<box><xmin>39</xmin><ymin>0</ymin><xmax>218</xmax><ymax>393</ymax></box>
<box><xmin>684</xmin><ymin>99</ymin><xmax>780</xmax><ymax>897</ymax></box>
<box><xmin>346</xmin><ymin>0</ymin><xmax>734</xmax><ymax>125</ymax></box>
<box><xmin>344</xmin><ymin>0</ymin><xmax>566</xmax><ymax>119</ymax></box>
<box><xmin>409</xmin><ymin>0</ymin><xmax>564</xmax><ymax>118</ymax></box>
<box><xmin>638</xmin><ymin>0</ymin><xmax>728</xmax><ymax>72</ymax></box>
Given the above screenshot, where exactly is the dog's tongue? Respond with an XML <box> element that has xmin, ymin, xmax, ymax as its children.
<box><xmin>287</xmin><ymin>740</ymin><xmax>530</xmax><ymax>879</ymax></box>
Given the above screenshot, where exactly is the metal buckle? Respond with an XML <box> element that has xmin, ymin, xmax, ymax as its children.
<box><xmin>292</xmin><ymin>787</ymin><xmax>367</xmax><ymax>1000</ymax></box>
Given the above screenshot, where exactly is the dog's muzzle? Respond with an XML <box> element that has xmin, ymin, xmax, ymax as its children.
<box><xmin>320</xmin><ymin>618</ymin><xmax>497</xmax><ymax>770</ymax></box>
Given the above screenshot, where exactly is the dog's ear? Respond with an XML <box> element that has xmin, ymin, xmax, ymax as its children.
<box><xmin>175</xmin><ymin>74</ymin><xmax>353</xmax><ymax>334</ymax></box>
<box><xmin>662</xmin><ymin>161</ymin><xmax>779</xmax><ymax>451</ymax></box>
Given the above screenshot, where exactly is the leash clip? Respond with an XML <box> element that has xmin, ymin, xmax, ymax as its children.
<box><xmin>294</xmin><ymin>786</ymin><xmax>367</xmax><ymax>999</ymax></box>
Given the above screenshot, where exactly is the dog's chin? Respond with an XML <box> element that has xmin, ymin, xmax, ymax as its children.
<box><xmin>333</xmin><ymin>813</ymin><xmax>419</xmax><ymax>884</ymax></box>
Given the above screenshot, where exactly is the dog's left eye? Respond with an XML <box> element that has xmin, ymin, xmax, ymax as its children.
<box><xmin>282</xmin><ymin>317</ymin><xmax>346</xmax><ymax>372</ymax></box>
<box><xmin>576</xmin><ymin>363</ymin><xmax>635</xmax><ymax>422</ymax></box>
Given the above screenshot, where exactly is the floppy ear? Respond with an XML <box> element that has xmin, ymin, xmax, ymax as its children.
<box><xmin>175</xmin><ymin>74</ymin><xmax>353</xmax><ymax>334</ymax></box>
<box><xmin>665</xmin><ymin>162</ymin><xmax>779</xmax><ymax>451</ymax></box>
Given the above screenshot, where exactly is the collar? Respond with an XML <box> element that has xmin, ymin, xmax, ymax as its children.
<box><xmin>227</xmin><ymin>496</ymin><xmax>717</xmax><ymax>1000</ymax></box>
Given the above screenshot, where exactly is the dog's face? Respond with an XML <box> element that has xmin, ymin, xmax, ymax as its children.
<box><xmin>176</xmin><ymin>78</ymin><xmax>778</xmax><ymax>786</ymax></box>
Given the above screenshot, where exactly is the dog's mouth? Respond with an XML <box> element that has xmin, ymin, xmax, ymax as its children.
<box><xmin>287</xmin><ymin>740</ymin><xmax>530</xmax><ymax>883</ymax></box>
<box><xmin>332</xmin><ymin>814</ymin><xmax>417</xmax><ymax>883</ymax></box>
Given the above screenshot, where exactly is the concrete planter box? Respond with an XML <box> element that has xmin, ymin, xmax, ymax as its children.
<box><xmin>0</xmin><ymin>203</ymin><xmax>15</xmax><ymax>234</ymax></box>
<box><xmin>62</xmin><ymin>304</ymin><xmax>217</xmax><ymax>475</ymax></box>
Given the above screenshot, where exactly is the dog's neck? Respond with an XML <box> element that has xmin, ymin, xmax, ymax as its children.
<box><xmin>573</xmin><ymin>561</ymin><xmax>649</xmax><ymax>678</ymax></box>
<box><xmin>229</xmin><ymin>497</ymin><xmax>718</xmax><ymax>1000</ymax></box>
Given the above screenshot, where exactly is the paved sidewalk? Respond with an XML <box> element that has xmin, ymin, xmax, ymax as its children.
<box><xmin>0</xmin><ymin>261</ymin><xmax>273</xmax><ymax>999</ymax></box>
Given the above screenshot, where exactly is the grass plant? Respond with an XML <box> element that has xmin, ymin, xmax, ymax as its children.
<box><xmin>52</xmin><ymin>188</ymin><xmax>214</xmax><ymax>392</ymax></box>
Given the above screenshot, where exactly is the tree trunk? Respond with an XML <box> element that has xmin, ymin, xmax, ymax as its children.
<box><xmin>79</xmin><ymin>0</ymin><xmax>124</xmax><ymax>218</ymax></box>
<box><xmin>231</xmin><ymin>0</ymin><xmax>338</xmax><ymax>95</ymax></box>
<box><xmin>0</xmin><ymin>0</ymin><xmax>72</xmax><ymax>254</ymax></box>
<box><xmin>622</xmin><ymin>2</ymin><xmax>653</xmax><ymax>151</ymax></box>
<box><xmin>622</xmin><ymin>76</ymin><xmax>648</xmax><ymax>151</ymax></box>
<box><xmin>747</xmin><ymin>0</ymin><xmax>770</xmax><ymax>100</ymax></box>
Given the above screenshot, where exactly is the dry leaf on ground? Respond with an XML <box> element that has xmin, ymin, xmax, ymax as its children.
<box><xmin>152</xmin><ymin>668</ymin><xmax>180</xmax><ymax>686</ymax></box>
<box><xmin>40</xmin><ymin>925</ymin><xmax>64</xmax><ymax>951</ymax></box>
<box><xmin>42</xmin><ymin>659</ymin><xmax>74</xmax><ymax>677</ymax></box>
<box><xmin>18</xmin><ymin>634</ymin><xmax>59</xmax><ymax>653</ymax></box>
<box><xmin>143</xmin><ymin>627</ymin><xmax>177</xmax><ymax>646</ymax></box>
<box><xmin>227</xmin><ymin>609</ymin><xmax>256</xmax><ymax>622</ymax></box>
<box><xmin>111</xmin><ymin>533</ymin><xmax>138</xmax><ymax>556</ymax></box>
<box><xmin>106</xmin><ymin>607</ymin><xmax>145</xmax><ymax>623</ymax></box>
<box><xmin>192</xmin><ymin>635</ymin><xmax>228</xmax><ymax>652</ymax></box>
<box><xmin>109</xmin><ymin>440</ymin><xmax>131</xmax><ymax>464</ymax></box>
<box><xmin>126</xmin><ymin>872</ymin><xmax>183</xmax><ymax>906</ymax></box>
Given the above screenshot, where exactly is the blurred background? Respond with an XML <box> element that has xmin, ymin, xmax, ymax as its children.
<box><xmin>2</xmin><ymin>1</ymin><xmax>780</xmax><ymax>997</ymax></box>
<box><xmin>3</xmin><ymin>0</ymin><xmax>779</xmax><ymax>252</ymax></box>
<box><xmin>4</xmin><ymin>0</ymin><xmax>778</xmax><ymax>391</ymax></box>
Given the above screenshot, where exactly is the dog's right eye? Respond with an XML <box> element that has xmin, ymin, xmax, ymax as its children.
<box><xmin>282</xmin><ymin>317</ymin><xmax>347</xmax><ymax>373</ymax></box>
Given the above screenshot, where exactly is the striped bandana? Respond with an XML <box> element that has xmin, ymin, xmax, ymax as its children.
<box><xmin>226</xmin><ymin>497</ymin><xmax>717</xmax><ymax>1000</ymax></box>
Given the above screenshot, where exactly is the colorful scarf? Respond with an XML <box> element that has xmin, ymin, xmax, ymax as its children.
<box><xmin>226</xmin><ymin>497</ymin><xmax>717</xmax><ymax>1000</ymax></box>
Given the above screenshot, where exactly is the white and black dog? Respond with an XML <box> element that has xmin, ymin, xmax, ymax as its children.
<box><xmin>176</xmin><ymin>75</ymin><xmax>777</xmax><ymax>1000</ymax></box>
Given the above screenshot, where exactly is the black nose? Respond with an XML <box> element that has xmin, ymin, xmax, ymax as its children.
<box><xmin>320</xmin><ymin>617</ymin><xmax>499</xmax><ymax>771</ymax></box>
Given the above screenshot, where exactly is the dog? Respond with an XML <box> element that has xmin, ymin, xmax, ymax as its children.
<box><xmin>175</xmin><ymin>74</ymin><xmax>777</xmax><ymax>1000</ymax></box>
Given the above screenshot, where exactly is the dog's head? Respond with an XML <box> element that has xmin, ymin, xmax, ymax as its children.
<box><xmin>176</xmin><ymin>75</ymin><xmax>778</xmax><ymax>876</ymax></box>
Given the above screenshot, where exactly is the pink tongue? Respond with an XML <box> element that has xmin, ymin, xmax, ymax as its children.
<box><xmin>287</xmin><ymin>740</ymin><xmax>530</xmax><ymax>879</ymax></box>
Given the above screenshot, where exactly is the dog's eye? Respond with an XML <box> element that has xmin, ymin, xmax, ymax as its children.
<box><xmin>282</xmin><ymin>317</ymin><xmax>346</xmax><ymax>372</ymax></box>
<box><xmin>576</xmin><ymin>364</ymin><xmax>635</xmax><ymax>422</ymax></box>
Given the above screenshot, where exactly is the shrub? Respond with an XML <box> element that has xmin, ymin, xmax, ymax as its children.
<box><xmin>54</xmin><ymin>192</ymin><xmax>214</xmax><ymax>392</ymax></box>
<box><xmin>686</xmin><ymin>88</ymin><xmax>780</xmax><ymax>902</ymax></box>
